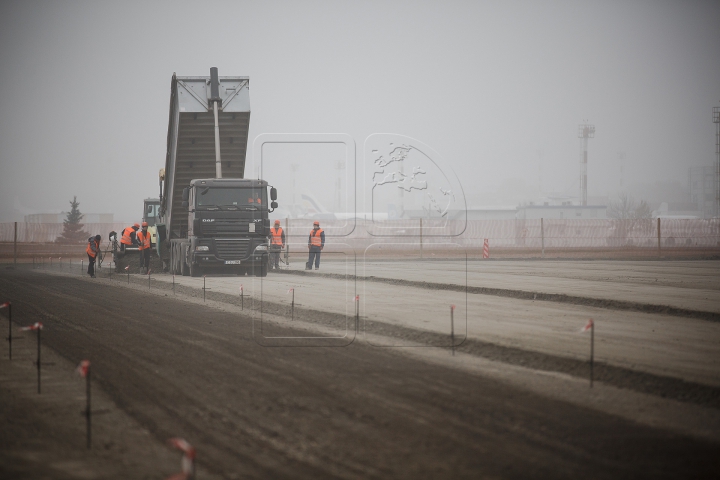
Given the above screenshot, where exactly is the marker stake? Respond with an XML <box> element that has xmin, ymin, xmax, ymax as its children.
<box><xmin>77</xmin><ymin>360</ymin><xmax>92</xmax><ymax>449</ymax></box>
<box><xmin>288</xmin><ymin>288</ymin><xmax>295</xmax><ymax>321</ymax></box>
<box><xmin>37</xmin><ymin>327</ymin><xmax>41</xmax><ymax>392</ymax></box>
<box><xmin>86</xmin><ymin>365</ymin><xmax>91</xmax><ymax>448</ymax></box>
<box><xmin>450</xmin><ymin>305</ymin><xmax>456</xmax><ymax>356</ymax></box>
<box><xmin>355</xmin><ymin>295</ymin><xmax>360</xmax><ymax>334</ymax></box>
<box><xmin>590</xmin><ymin>321</ymin><xmax>594</xmax><ymax>388</ymax></box>
<box><xmin>240</xmin><ymin>284</ymin><xmax>244</xmax><ymax>310</ymax></box>
<box><xmin>581</xmin><ymin>319</ymin><xmax>595</xmax><ymax>388</ymax></box>
<box><xmin>21</xmin><ymin>323</ymin><xmax>44</xmax><ymax>394</ymax></box>
<box><xmin>1</xmin><ymin>302</ymin><xmax>10</xmax><ymax>361</ymax></box>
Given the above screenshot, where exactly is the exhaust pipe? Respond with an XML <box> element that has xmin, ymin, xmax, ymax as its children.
<box><xmin>210</xmin><ymin>67</ymin><xmax>222</xmax><ymax>178</ymax></box>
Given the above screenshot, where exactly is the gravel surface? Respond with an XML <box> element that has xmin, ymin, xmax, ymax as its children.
<box><xmin>1</xmin><ymin>265</ymin><xmax>719</xmax><ymax>478</ymax></box>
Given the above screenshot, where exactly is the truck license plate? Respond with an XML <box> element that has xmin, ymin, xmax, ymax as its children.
<box><xmin>225</xmin><ymin>260</ymin><xmax>242</xmax><ymax>265</ymax></box>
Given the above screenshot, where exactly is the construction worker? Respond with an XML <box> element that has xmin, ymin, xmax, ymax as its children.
<box><xmin>306</xmin><ymin>221</ymin><xmax>324</xmax><ymax>270</ymax></box>
<box><xmin>119</xmin><ymin>223</ymin><xmax>140</xmax><ymax>252</ymax></box>
<box><xmin>137</xmin><ymin>222</ymin><xmax>152</xmax><ymax>273</ymax></box>
<box><xmin>86</xmin><ymin>234</ymin><xmax>102</xmax><ymax>278</ymax></box>
<box><xmin>268</xmin><ymin>220</ymin><xmax>285</xmax><ymax>270</ymax></box>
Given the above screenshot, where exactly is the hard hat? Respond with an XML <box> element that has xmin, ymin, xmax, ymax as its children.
<box><xmin>313</xmin><ymin>221</ymin><xmax>320</xmax><ymax>226</ymax></box>
<box><xmin>133</xmin><ymin>223</ymin><xmax>140</xmax><ymax>228</ymax></box>
<box><xmin>142</xmin><ymin>222</ymin><xmax>148</xmax><ymax>227</ymax></box>
<box><xmin>274</xmin><ymin>220</ymin><xmax>280</xmax><ymax>225</ymax></box>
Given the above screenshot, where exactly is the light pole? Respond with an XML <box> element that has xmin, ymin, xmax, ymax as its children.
<box><xmin>578</xmin><ymin>123</ymin><xmax>596</xmax><ymax>206</ymax></box>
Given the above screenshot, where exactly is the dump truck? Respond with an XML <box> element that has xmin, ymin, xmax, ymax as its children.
<box><xmin>156</xmin><ymin>68</ymin><xmax>278</xmax><ymax>277</ymax></box>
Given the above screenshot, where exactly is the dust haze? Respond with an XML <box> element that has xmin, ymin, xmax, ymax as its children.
<box><xmin>0</xmin><ymin>0</ymin><xmax>718</xmax><ymax>223</ymax></box>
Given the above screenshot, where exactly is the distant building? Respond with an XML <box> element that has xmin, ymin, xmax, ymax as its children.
<box><xmin>25</xmin><ymin>213</ymin><xmax>114</xmax><ymax>223</ymax></box>
<box><xmin>516</xmin><ymin>204</ymin><xmax>607</xmax><ymax>220</ymax></box>
<box><xmin>652</xmin><ymin>202</ymin><xmax>700</xmax><ymax>219</ymax></box>
<box><xmin>688</xmin><ymin>166</ymin><xmax>717</xmax><ymax>218</ymax></box>
<box><xmin>439</xmin><ymin>207</ymin><xmax>518</xmax><ymax>220</ymax></box>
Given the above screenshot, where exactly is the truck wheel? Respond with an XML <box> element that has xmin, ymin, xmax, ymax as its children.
<box><xmin>175</xmin><ymin>244</ymin><xmax>182</xmax><ymax>275</ymax></box>
<box><xmin>255</xmin><ymin>263</ymin><xmax>267</xmax><ymax>277</ymax></box>
<box><xmin>181</xmin><ymin>245</ymin><xmax>190</xmax><ymax>277</ymax></box>
<box><xmin>190</xmin><ymin>261</ymin><xmax>201</xmax><ymax>278</ymax></box>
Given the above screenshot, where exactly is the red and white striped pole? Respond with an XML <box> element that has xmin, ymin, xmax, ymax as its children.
<box><xmin>167</xmin><ymin>438</ymin><xmax>196</xmax><ymax>480</ymax></box>
<box><xmin>482</xmin><ymin>239</ymin><xmax>489</xmax><ymax>259</ymax></box>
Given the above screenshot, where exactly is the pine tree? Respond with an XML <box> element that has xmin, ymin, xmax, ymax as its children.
<box><xmin>56</xmin><ymin>196</ymin><xmax>90</xmax><ymax>243</ymax></box>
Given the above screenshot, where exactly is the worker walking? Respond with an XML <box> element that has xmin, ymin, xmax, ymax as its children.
<box><xmin>119</xmin><ymin>223</ymin><xmax>140</xmax><ymax>252</ymax></box>
<box><xmin>306</xmin><ymin>221</ymin><xmax>324</xmax><ymax>270</ymax></box>
<box><xmin>268</xmin><ymin>220</ymin><xmax>285</xmax><ymax>270</ymax></box>
<box><xmin>137</xmin><ymin>222</ymin><xmax>152</xmax><ymax>274</ymax></box>
<box><xmin>86</xmin><ymin>234</ymin><xmax>102</xmax><ymax>278</ymax></box>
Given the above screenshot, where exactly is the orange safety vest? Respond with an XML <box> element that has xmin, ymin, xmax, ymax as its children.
<box><xmin>86</xmin><ymin>239</ymin><xmax>100</xmax><ymax>258</ymax></box>
<box><xmin>270</xmin><ymin>226</ymin><xmax>284</xmax><ymax>246</ymax></box>
<box><xmin>137</xmin><ymin>230</ymin><xmax>151</xmax><ymax>250</ymax></box>
<box><xmin>120</xmin><ymin>226</ymin><xmax>135</xmax><ymax>245</ymax></box>
<box><xmin>309</xmin><ymin>228</ymin><xmax>324</xmax><ymax>247</ymax></box>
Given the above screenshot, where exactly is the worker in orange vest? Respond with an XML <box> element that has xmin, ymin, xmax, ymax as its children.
<box><xmin>137</xmin><ymin>222</ymin><xmax>152</xmax><ymax>274</ymax></box>
<box><xmin>120</xmin><ymin>223</ymin><xmax>140</xmax><ymax>252</ymax></box>
<box><xmin>268</xmin><ymin>220</ymin><xmax>285</xmax><ymax>270</ymax></box>
<box><xmin>306</xmin><ymin>221</ymin><xmax>325</xmax><ymax>270</ymax></box>
<box><xmin>86</xmin><ymin>234</ymin><xmax>102</xmax><ymax>278</ymax></box>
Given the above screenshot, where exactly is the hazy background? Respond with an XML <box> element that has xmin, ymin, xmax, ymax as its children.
<box><xmin>1</xmin><ymin>0</ymin><xmax>718</xmax><ymax>223</ymax></box>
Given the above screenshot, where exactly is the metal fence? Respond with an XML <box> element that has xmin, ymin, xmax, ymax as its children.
<box><xmin>276</xmin><ymin>218</ymin><xmax>720</xmax><ymax>249</ymax></box>
<box><xmin>1</xmin><ymin>219</ymin><xmax>719</xmax><ymax>258</ymax></box>
<box><xmin>0</xmin><ymin>222</ymin><xmax>128</xmax><ymax>244</ymax></box>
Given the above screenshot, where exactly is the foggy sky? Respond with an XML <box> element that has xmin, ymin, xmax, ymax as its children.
<box><xmin>1</xmin><ymin>0</ymin><xmax>718</xmax><ymax>223</ymax></box>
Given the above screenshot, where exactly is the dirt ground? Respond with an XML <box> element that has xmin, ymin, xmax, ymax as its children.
<box><xmin>1</xmin><ymin>261</ymin><xmax>719</xmax><ymax>479</ymax></box>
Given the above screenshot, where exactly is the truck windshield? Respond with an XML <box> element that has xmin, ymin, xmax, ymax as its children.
<box><xmin>145</xmin><ymin>203</ymin><xmax>160</xmax><ymax>226</ymax></box>
<box><xmin>196</xmin><ymin>187</ymin><xmax>267</xmax><ymax>208</ymax></box>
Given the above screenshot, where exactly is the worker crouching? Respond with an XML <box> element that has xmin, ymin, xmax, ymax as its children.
<box><xmin>119</xmin><ymin>223</ymin><xmax>140</xmax><ymax>252</ymax></box>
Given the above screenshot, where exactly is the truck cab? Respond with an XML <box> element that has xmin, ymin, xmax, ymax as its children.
<box><xmin>174</xmin><ymin>178</ymin><xmax>276</xmax><ymax>276</ymax></box>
